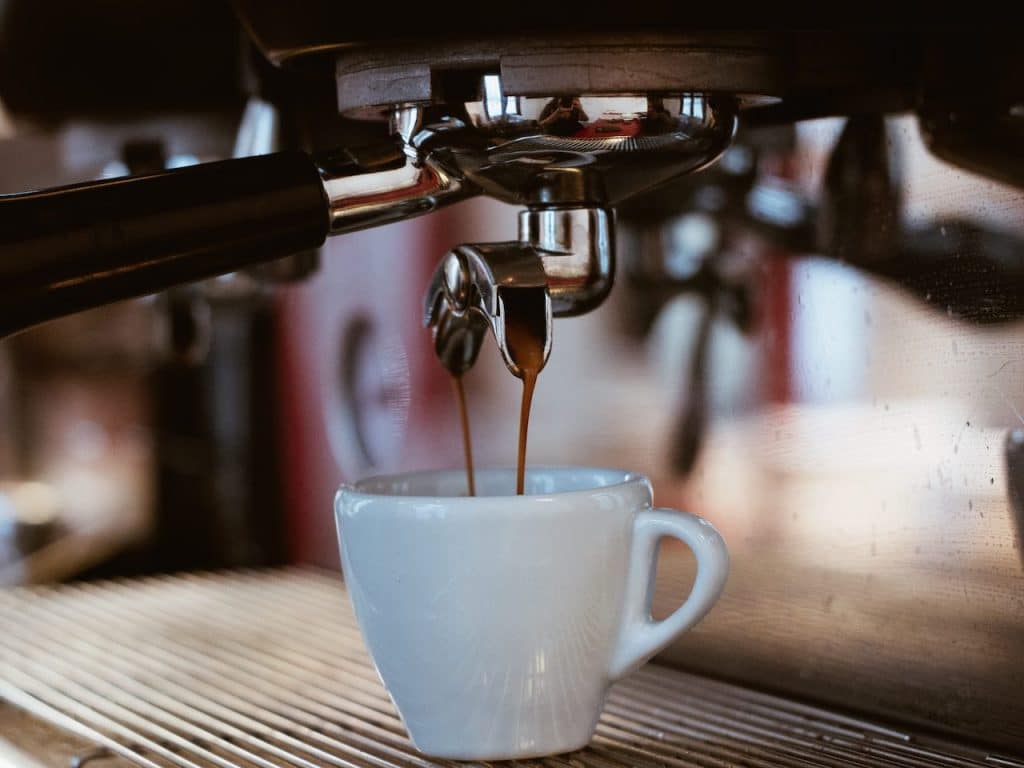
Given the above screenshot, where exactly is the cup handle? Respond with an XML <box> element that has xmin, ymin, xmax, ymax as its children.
<box><xmin>608</xmin><ymin>507</ymin><xmax>729</xmax><ymax>681</ymax></box>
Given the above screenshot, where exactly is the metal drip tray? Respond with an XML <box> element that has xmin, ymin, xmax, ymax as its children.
<box><xmin>1</xmin><ymin>570</ymin><xmax>1020</xmax><ymax>767</ymax></box>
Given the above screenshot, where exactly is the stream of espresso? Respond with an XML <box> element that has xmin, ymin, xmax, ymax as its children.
<box><xmin>445</xmin><ymin>288</ymin><xmax>546</xmax><ymax>496</ymax></box>
<box><xmin>515</xmin><ymin>369</ymin><xmax>538</xmax><ymax>496</ymax></box>
<box><xmin>503</xmin><ymin>290</ymin><xmax>548</xmax><ymax>495</ymax></box>
<box><xmin>451</xmin><ymin>374</ymin><xmax>476</xmax><ymax>496</ymax></box>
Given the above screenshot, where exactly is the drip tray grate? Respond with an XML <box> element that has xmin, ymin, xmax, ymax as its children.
<box><xmin>0</xmin><ymin>569</ymin><xmax>1019</xmax><ymax>767</ymax></box>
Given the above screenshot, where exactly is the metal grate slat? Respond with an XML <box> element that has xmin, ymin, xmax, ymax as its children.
<box><xmin>1</xmin><ymin>569</ymin><xmax>1020</xmax><ymax>768</ymax></box>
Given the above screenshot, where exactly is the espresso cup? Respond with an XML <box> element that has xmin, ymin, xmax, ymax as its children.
<box><xmin>334</xmin><ymin>467</ymin><xmax>729</xmax><ymax>760</ymax></box>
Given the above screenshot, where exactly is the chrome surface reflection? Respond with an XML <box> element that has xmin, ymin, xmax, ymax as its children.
<box><xmin>446</xmin><ymin>91</ymin><xmax>735</xmax><ymax>206</ymax></box>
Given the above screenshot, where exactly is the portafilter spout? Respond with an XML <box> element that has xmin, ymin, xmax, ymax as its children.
<box><xmin>423</xmin><ymin>89</ymin><xmax>737</xmax><ymax>378</ymax></box>
<box><xmin>424</xmin><ymin>206</ymin><xmax>611</xmax><ymax>378</ymax></box>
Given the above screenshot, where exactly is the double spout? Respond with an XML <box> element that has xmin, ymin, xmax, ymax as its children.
<box><xmin>424</xmin><ymin>207</ymin><xmax>613</xmax><ymax>378</ymax></box>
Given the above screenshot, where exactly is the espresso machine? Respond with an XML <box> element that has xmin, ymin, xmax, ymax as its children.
<box><xmin>2</xmin><ymin>11</ymin><xmax>1024</xmax><ymax>766</ymax></box>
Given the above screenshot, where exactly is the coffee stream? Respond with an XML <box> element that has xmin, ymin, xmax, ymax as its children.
<box><xmin>502</xmin><ymin>289</ymin><xmax>548</xmax><ymax>496</ymax></box>
<box><xmin>451</xmin><ymin>374</ymin><xmax>476</xmax><ymax>496</ymax></box>
<box><xmin>446</xmin><ymin>288</ymin><xmax>547</xmax><ymax>497</ymax></box>
<box><xmin>515</xmin><ymin>370</ymin><xmax>538</xmax><ymax>496</ymax></box>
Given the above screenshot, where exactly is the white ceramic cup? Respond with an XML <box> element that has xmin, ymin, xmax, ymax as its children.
<box><xmin>334</xmin><ymin>467</ymin><xmax>729</xmax><ymax>760</ymax></box>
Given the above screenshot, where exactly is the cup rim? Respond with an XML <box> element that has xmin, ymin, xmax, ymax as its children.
<box><xmin>336</xmin><ymin>465</ymin><xmax>649</xmax><ymax>505</ymax></box>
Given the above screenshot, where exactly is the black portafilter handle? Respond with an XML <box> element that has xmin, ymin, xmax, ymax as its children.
<box><xmin>0</xmin><ymin>151</ymin><xmax>329</xmax><ymax>337</ymax></box>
